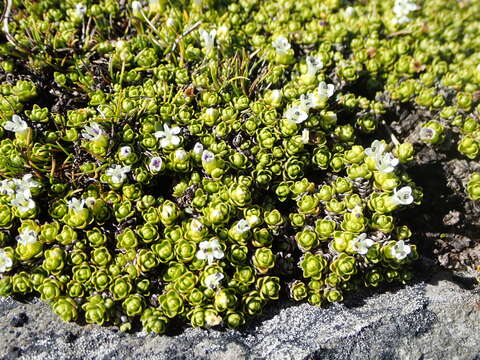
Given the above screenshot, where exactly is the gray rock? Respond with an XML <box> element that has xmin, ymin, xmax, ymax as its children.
<box><xmin>1</xmin><ymin>267</ymin><xmax>480</xmax><ymax>360</ymax></box>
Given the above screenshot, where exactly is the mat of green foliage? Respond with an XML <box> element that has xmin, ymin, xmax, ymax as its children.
<box><xmin>0</xmin><ymin>0</ymin><xmax>478</xmax><ymax>333</ymax></box>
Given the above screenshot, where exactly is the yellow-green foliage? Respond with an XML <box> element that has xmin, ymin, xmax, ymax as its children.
<box><xmin>2</xmin><ymin>0</ymin><xmax>478</xmax><ymax>332</ymax></box>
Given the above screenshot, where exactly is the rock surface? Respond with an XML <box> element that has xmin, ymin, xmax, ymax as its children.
<box><xmin>1</xmin><ymin>261</ymin><xmax>480</xmax><ymax>360</ymax></box>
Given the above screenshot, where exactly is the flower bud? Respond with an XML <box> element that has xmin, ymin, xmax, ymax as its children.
<box><xmin>159</xmin><ymin>200</ymin><xmax>182</xmax><ymax>226</ymax></box>
<box><xmin>67</xmin><ymin>280</ymin><xmax>84</xmax><ymax>298</ymax></box>
<box><xmin>92</xmin><ymin>247</ymin><xmax>112</xmax><ymax>267</ymax></box>
<box><xmin>419</xmin><ymin>121</ymin><xmax>445</xmax><ymax>144</ymax></box>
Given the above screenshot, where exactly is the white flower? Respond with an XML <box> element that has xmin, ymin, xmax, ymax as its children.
<box><xmin>351</xmin><ymin>205</ymin><xmax>364</xmax><ymax>218</ymax></box>
<box><xmin>148</xmin><ymin>156</ymin><xmax>163</xmax><ymax>172</ymax></box>
<box><xmin>196</xmin><ymin>238</ymin><xmax>224</xmax><ymax>264</ymax></box>
<box><xmin>132</xmin><ymin>1</ymin><xmax>142</xmax><ymax>14</ymax></box>
<box><xmin>166</xmin><ymin>17</ymin><xmax>175</xmax><ymax>27</ymax></box>
<box><xmin>205</xmin><ymin>108</ymin><xmax>216</xmax><ymax>117</ymax></box>
<box><xmin>391</xmin><ymin>186</ymin><xmax>414</xmax><ymax>206</ymax></box>
<box><xmin>210</xmin><ymin>209</ymin><xmax>221</xmax><ymax>219</ymax></box>
<box><xmin>4</xmin><ymin>115</ymin><xmax>28</xmax><ymax>134</ymax></box>
<box><xmin>11</xmin><ymin>193</ymin><xmax>35</xmax><ymax>214</ymax></box>
<box><xmin>199</xmin><ymin>29</ymin><xmax>216</xmax><ymax>54</ymax></box>
<box><xmin>82</xmin><ymin>122</ymin><xmax>105</xmax><ymax>141</ymax></box>
<box><xmin>67</xmin><ymin>197</ymin><xmax>85</xmax><ymax>212</ymax></box>
<box><xmin>74</xmin><ymin>3</ymin><xmax>87</xmax><ymax>18</ymax></box>
<box><xmin>149</xmin><ymin>0</ymin><xmax>161</xmax><ymax>8</ymax></box>
<box><xmin>301</xmin><ymin>129</ymin><xmax>310</xmax><ymax>144</ymax></box>
<box><xmin>7</xmin><ymin>174</ymin><xmax>39</xmax><ymax>201</ymax></box>
<box><xmin>393</xmin><ymin>0</ymin><xmax>418</xmax><ymax>23</ymax></box>
<box><xmin>396</xmin><ymin>14</ymin><xmax>412</xmax><ymax>24</ymax></box>
<box><xmin>0</xmin><ymin>249</ymin><xmax>13</xmax><ymax>273</ymax></box>
<box><xmin>365</xmin><ymin>140</ymin><xmax>386</xmax><ymax>159</ymax></box>
<box><xmin>85</xmin><ymin>197</ymin><xmax>96</xmax><ymax>208</ymax></box>
<box><xmin>193</xmin><ymin>142</ymin><xmax>204</xmax><ymax>155</ymax></box>
<box><xmin>115</xmin><ymin>40</ymin><xmax>127</xmax><ymax>51</ymax></box>
<box><xmin>397</xmin><ymin>0</ymin><xmax>418</xmax><ymax>13</ymax></box>
<box><xmin>205</xmin><ymin>312</ymin><xmax>222</xmax><ymax>327</ymax></box>
<box><xmin>154</xmin><ymin>124</ymin><xmax>182</xmax><ymax>148</ymax></box>
<box><xmin>11</xmin><ymin>179</ymin><xmax>32</xmax><ymax>200</ymax></box>
<box><xmin>306</xmin><ymin>56</ymin><xmax>323</xmax><ymax>77</ymax></box>
<box><xmin>374</xmin><ymin>152</ymin><xmax>399</xmax><ymax>173</ymax></box>
<box><xmin>235</xmin><ymin>219</ymin><xmax>251</xmax><ymax>234</ymax></box>
<box><xmin>344</xmin><ymin>6</ymin><xmax>355</xmax><ymax>17</ymax></box>
<box><xmin>285</xmin><ymin>106</ymin><xmax>308</xmax><ymax>124</ymax></box>
<box><xmin>201</xmin><ymin>150</ymin><xmax>215</xmax><ymax>163</ymax></box>
<box><xmin>272</xmin><ymin>36</ymin><xmax>291</xmax><ymax>54</ymax></box>
<box><xmin>190</xmin><ymin>219</ymin><xmax>204</xmax><ymax>232</ymax></box>
<box><xmin>270</xmin><ymin>89</ymin><xmax>282</xmax><ymax>102</ymax></box>
<box><xmin>305</xmin><ymin>92</ymin><xmax>324</xmax><ymax>109</ymax></box>
<box><xmin>174</xmin><ymin>149</ymin><xmax>187</xmax><ymax>160</ymax></box>
<box><xmin>351</xmin><ymin>233</ymin><xmax>374</xmax><ymax>255</ymax></box>
<box><xmin>106</xmin><ymin>165</ymin><xmax>131</xmax><ymax>184</ymax></box>
<box><xmin>119</xmin><ymin>146</ymin><xmax>132</xmax><ymax>157</ymax></box>
<box><xmin>16</xmin><ymin>228</ymin><xmax>38</xmax><ymax>246</ymax></box>
<box><xmin>419</xmin><ymin>127</ymin><xmax>436</xmax><ymax>142</ymax></box>
<box><xmin>217</xmin><ymin>25</ymin><xmax>229</xmax><ymax>40</ymax></box>
<box><xmin>161</xmin><ymin>203</ymin><xmax>175</xmax><ymax>219</ymax></box>
<box><xmin>0</xmin><ymin>179</ymin><xmax>14</xmax><ymax>196</ymax></box>
<box><xmin>299</xmin><ymin>94</ymin><xmax>314</xmax><ymax>111</ymax></box>
<box><xmin>246</xmin><ymin>215</ymin><xmax>260</xmax><ymax>226</ymax></box>
<box><xmin>390</xmin><ymin>240</ymin><xmax>411</xmax><ymax>260</ymax></box>
<box><xmin>317</xmin><ymin>82</ymin><xmax>335</xmax><ymax>99</ymax></box>
<box><xmin>204</xmin><ymin>272</ymin><xmax>224</xmax><ymax>289</ymax></box>
<box><xmin>20</xmin><ymin>174</ymin><xmax>39</xmax><ymax>191</ymax></box>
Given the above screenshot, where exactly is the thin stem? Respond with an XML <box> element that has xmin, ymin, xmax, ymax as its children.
<box><xmin>167</xmin><ymin>21</ymin><xmax>202</xmax><ymax>57</ymax></box>
<box><xmin>1</xmin><ymin>0</ymin><xmax>26</xmax><ymax>51</ymax></box>
<box><xmin>387</xmin><ymin>30</ymin><xmax>413</xmax><ymax>38</ymax></box>
<box><xmin>381</xmin><ymin>120</ymin><xmax>401</xmax><ymax>146</ymax></box>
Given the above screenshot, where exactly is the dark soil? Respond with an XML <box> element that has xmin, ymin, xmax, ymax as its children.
<box><xmin>387</xmin><ymin>98</ymin><xmax>480</xmax><ymax>272</ymax></box>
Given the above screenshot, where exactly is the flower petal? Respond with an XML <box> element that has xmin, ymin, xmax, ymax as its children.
<box><xmin>154</xmin><ymin>131</ymin><xmax>165</xmax><ymax>139</ymax></box>
<box><xmin>170</xmin><ymin>136</ymin><xmax>181</xmax><ymax>146</ymax></box>
<box><xmin>160</xmin><ymin>138</ymin><xmax>170</xmax><ymax>148</ymax></box>
<box><xmin>213</xmin><ymin>249</ymin><xmax>224</xmax><ymax>259</ymax></box>
<box><xmin>196</xmin><ymin>250</ymin><xmax>206</xmax><ymax>260</ymax></box>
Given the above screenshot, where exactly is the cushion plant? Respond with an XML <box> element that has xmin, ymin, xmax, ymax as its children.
<box><xmin>0</xmin><ymin>0</ymin><xmax>478</xmax><ymax>333</ymax></box>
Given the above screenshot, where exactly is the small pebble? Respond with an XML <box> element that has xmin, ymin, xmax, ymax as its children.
<box><xmin>63</xmin><ymin>331</ymin><xmax>78</xmax><ymax>344</ymax></box>
<box><xmin>10</xmin><ymin>313</ymin><xmax>28</xmax><ymax>328</ymax></box>
<box><xmin>3</xmin><ymin>346</ymin><xmax>22</xmax><ymax>360</ymax></box>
